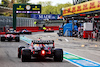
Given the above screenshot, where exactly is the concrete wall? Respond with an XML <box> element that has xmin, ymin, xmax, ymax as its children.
<box><xmin>36</xmin><ymin>22</ymin><xmax>63</xmax><ymax>27</ymax></box>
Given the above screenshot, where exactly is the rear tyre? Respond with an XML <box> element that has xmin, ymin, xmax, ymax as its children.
<box><xmin>54</xmin><ymin>49</ymin><xmax>63</xmax><ymax>62</ymax></box>
<box><xmin>29</xmin><ymin>32</ymin><xmax>32</xmax><ymax>34</ymax></box>
<box><xmin>18</xmin><ymin>53</ymin><xmax>20</xmax><ymax>58</ymax></box>
<box><xmin>18</xmin><ymin>46</ymin><xmax>25</xmax><ymax>58</ymax></box>
<box><xmin>1</xmin><ymin>37</ymin><xmax>5</xmax><ymax>41</ymax></box>
<box><xmin>21</xmin><ymin>49</ymin><xmax>31</xmax><ymax>62</ymax></box>
<box><xmin>15</xmin><ymin>37</ymin><xmax>20</xmax><ymax>42</ymax></box>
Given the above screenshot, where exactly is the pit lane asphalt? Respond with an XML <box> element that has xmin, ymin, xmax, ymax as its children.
<box><xmin>26</xmin><ymin>31</ymin><xmax>100</xmax><ymax>63</ymax></box>
<box><xmin>0</xmin><ymin>32</ymin><xmax>77</xmax><ymax>67</ymax></box>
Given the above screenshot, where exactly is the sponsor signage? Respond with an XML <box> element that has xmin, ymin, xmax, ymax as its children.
<box><xmin>31</xmin><ymin>14</ymin><xmax>60</xmax><ymax>20</ymax></box>
<box><xmin>15</xmin><ymin>4</ymin><xmax>41</xmax><ymax>14</ymax></box>
<box><xmin>16</xmin><ymin>11</ymin><xmax>40</xmax><ymax>14</ymax></box>
<box><xmin>13</xmin><ymin>4</ymin><xmax>41</xmax><ymax>29</ymax></box>
<box><xmin>16</xmin><ymin>4</ymin><xmax>41</xmax><ymax>11</ymax></box>
<box><xmin>63</xmin><ymin>0</ymin><xmax>100</xmax><ymax>16</ymax></box>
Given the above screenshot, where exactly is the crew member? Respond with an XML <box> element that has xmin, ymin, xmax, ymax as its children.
<box><xmin>34</xmin><ymin>21</ymin><xmax>37</xmax><ymax>26</ymax></box>
<box><xmin>43</xmin><ymin>27</ymin><xmax>46</xmax><ymax>30</ymax></box>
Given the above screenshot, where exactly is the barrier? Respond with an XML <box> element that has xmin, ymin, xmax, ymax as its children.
<box><xmin>0</xmin><ymin>26</ymin><xmax>59</xmax><ymax>34</ymax></box>
<box><xmin>0</xmin><ymin>32</ymin><xmax>5</xmax><ymax>35</ymax></box>
<box><xmin>16</xmin><ymin>26</ymin><xmax>59</xmax><ymax>32</ymax></box>
<box><xmin>83</xmin><ymin>31</ymin><xmax>93</xmax><ymax>39</ymax></box>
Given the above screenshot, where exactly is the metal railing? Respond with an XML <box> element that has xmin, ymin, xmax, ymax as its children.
<box><xmin>0</xmin><ymin>16</ymin><xmax>35</xmax><ymax>27</ymax></box>
<box><xmin>0</xmin><ymin>6</ymin><xmax>12</xmax><ymax>10</ymax></box>
<box><xmin>0</xmin><ymin>16</ymin><xmax>35</xmax><ymax>31</ymax></box>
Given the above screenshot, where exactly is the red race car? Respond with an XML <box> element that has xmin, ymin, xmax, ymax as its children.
<box><xmin>18</xmin><ymin>40</ymin><xmax>63</xmax><ymax>62</ymax></box>
<box><xmin>0</xmin><ymin>30</ymin><xmax>20</xmax><ymax>42</ymax></box>
<box><xmin>44</xmin><ymin>28</ymin><xmax>54</xmax><ymax>32</ymax></box>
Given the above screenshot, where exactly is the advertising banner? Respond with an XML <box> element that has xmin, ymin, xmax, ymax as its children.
<box><xmin>63</xmin><ymin>0</ymin><xmax>100</xmax><ymax>16</ymax></box>
<box><xmin>31</xmin><ymin>14</ymin><xmax>60</xmax><ymax>20</ymax></box>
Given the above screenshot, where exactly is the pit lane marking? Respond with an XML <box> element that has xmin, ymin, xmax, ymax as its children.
<box><xmin>63</xmin><ymin>51</ymin><xmax>100</xmax><ymax>67</ymax></box>
<box><xmin>65</xmin><ymin>39</ymin><xmax>69</xmax><ymax>42</ymax></box>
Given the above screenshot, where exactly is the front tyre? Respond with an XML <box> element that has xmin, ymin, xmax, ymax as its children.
<box><xmin>15</xmin><ymin>37</ymin><xmax>20</xmax><ymax>42</ymax></box>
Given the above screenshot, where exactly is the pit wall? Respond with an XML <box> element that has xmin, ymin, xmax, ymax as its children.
<box><xmin>0</xmin><ymin>26</ymin><xmax>59</xmax><ymax>35</ymax></box>
<box><xmin>16</xmin><ymin>26</ymin><xmax>59</xmax><ymax>32</ymax></box>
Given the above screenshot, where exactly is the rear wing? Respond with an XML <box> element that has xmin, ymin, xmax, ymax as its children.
<box><xmin>6</xmin><ymin>32</ymin><xmax>20</xmax><ymax>35</ymax></box>
<box><xmin>32</xmin><ymin>40</ymin><xmax>54</xmax><ymax>44</ymax></box>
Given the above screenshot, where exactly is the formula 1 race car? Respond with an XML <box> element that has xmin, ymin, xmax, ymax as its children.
<box><xmin>18</xmin><ymin>40</ymin><xmax>63</xmax><ymax>62</ymax></box>
<box><xmin>19</xmin><ymin>29</ymin><xmax>32</xmax><ymax>34</ymax></box>
<box><xmin>44</xmin><ymin>28</ymin><xmax>54</xmax><ymax>32</ymax></box>
<box><xmin>6</xmin><ymin>29</ymin><xmax>20</xmax><ymax>35</ymax></box>
<box><xmin>0</xmin><ymin>30</ymin><xmax>20</xmax><ymax>42</ymax></box>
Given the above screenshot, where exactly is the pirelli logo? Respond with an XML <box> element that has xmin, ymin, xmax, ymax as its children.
<box><xmin>63</xmin><ymin>0</ymin><xmax>100</xmax><ymax>16</ymax></box>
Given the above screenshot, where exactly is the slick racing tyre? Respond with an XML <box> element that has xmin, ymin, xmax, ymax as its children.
<box><xmin>18</xmin><ymin>46</ymin><xmax>25</xmax><ymax>58</ymax></box>
<box><xmin>15</xmin><ymin>37</ymin><xmax>20</xmax><ymax>42</ymax></box>
<box><xmin>54</xmin><ymin>49</ymin><xmax>63</xmax><ymax>62</ymax></box>
<box><xmin>21</xmin><ymin>49</ymin><xmax>31</xmax><ymax>62</ymax></box>
<box><xmin>1</xmin><ymin>37</ymin><xmax>5</xmax><ymax>41</ymax></box>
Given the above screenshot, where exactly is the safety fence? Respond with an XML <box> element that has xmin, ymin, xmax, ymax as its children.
<box><xmin>0</xmin><ymin>16</ymin><xmax>35</xmax><ymax>27</ymax></box>
<box><xmin>0</xmin><ymin>16</ymin><xmax>36</xmax><ymax>32</ymax></box>
<box><xmin>0</xmin><ymin>16</ymin><xmax>64</xmax><ymax>32</ymax></box>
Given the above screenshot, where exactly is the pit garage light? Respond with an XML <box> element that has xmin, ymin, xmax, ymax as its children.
<box><xmin>79</xmin><ymin>14</ymin><xmax>86</xmax><ymax>16</ymax></box>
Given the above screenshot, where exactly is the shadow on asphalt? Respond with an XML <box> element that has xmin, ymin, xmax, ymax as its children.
<box><xmin>18</xmin><ymin>58</ymin><xmax>68</xmax><ymax>63</ymax></box>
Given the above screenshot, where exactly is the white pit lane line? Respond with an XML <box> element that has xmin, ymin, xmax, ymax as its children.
<box><xmin>64</xmin><ymin>59</ymin><xmax>82</xmax><ymax>67</ymax></box>
<box><xmin>65</xmin><ymin>39</ymin><xmax>69</xmax><ymax>42</ymax></box>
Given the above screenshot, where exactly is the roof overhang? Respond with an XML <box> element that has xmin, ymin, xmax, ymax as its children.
<box><xmin>63</xmin><ymin>0</ymin><xmax>100</xmax><ymax>16</ymax></box>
